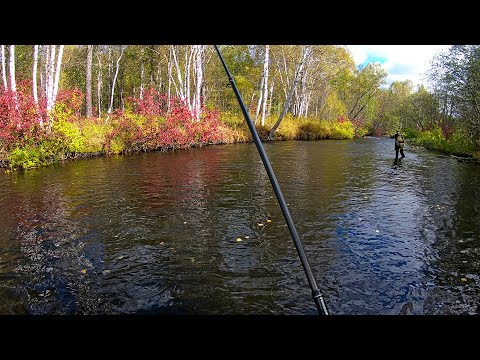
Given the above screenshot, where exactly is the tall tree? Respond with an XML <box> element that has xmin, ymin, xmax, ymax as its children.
<box><xmin>86</xmin><ymin>45</ymin><xmax>93</xmax><ymax>117</ymax></box>
<box><xmin>254</xmin><ymin>45</ymin><xmax>270</xmax><ymax>126</ymax></box>
<box><xmin>106</xmin><ymin>46</ymin><xmax>125</xmax><ymax>122</ymax></box>
<box><xmin>9</xmin><ymin>45</ymin><xmax>16</xmax><ymax>92</ymax></box>
<box><xmin>260</xmin><ymin>45</ymin><xmax>270</xmax><ymax>126</ymax></box>
<box><xmin>97</xmin><ymin>51</ymin><xmax>102</xmax><ymax>118</ymax></box>
<box><xmin>268</xmin><ymin>45</ymin><xmax>311</xmax><ymax>140</ymax></box>
<box><xmin>41</xmin><ymin>45</ymin><xmax>65</xmax><ymax>127</ymax></box>
<box><xmin>428</xmin><ymin>45</ymin><xmax>480</xmax><ymax>143</ymax></box>
<box><xmin>32</xmin><ymin>45</ymin><xmax>42</xmax><ymax>126</ymax></box>
<box><xmin>52</xmin><ymin>45</ymin><xmax>64</xmax><ymax>102</ymax></box>
<box><xmin>1</xmin><ymin>45</ymin><xmax>6</xmax><ymax>90</ymax></box>
<box><xmin>140</xmin><ymin>47</ymin><xmax>145</xmax><ymax>100</ymax></box>
<box><xmin>193</xmin><ymin>45</ymin><xmax>204</xmax><ymax>121</ymax></box>
<box><xmin>32</xmin><ymin>45</ymin><xmax>39</xmax><ymax>106</ymax></box>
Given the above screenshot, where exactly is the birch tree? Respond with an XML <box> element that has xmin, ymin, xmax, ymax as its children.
<box><xmin>171</xmin><ymin>45</ymin><xmax>186</xmax><ymax>103</ymax></box>
<box><xmin>260</xmin><ymin>45</ymin><xmax>269</xmax><ymax>125</ymax></box>
<box><xmin>40</xmin><ymin>46</ymin><xmax>46</xmax><ymax>98</ymax></box>
<box><xmin>193</xmin><ymin>45</ymin><xmax>204</xmax><ymax>121</ymax></box>
<box><xmin>33</xmin><ymin>45</ymin><xmax>39</xmax><ymax>106</ymax></box>
<box><xmin>254</xmin><ymin>75</ymin><xmax>264</xmax><ymax>124</ymax></box>
<box><xmin>32</xmin><ymin>45</ymin><xmax>42</xmax><ymax>126</ymax></box>
<box><xmin>45</xmin><ymin>45</ymin><xmax>55</xmax><ymax>112</ymax></box>
<box><xmin>9</xmin><ymin>45</ymin><xmax>16</xmax><ymax>92</ymax></box>
<box><xmin>97</xmin><ymin>51</ymin><xmax>102</xmax><ymax>117</ymax></box>
<box><xmin>268</xmin><ymin>45</ymin><xmax>311</xmax><ymax>140</ymax></box>
<box><xmin>1</xmin><ymin>45</ymin><xmax>6</xmax><ymax>90</ymax></box>
<box><xmin>167</xmin><ymin>46</ymin><xmax>173</xmax><ymax>112</ymax></box>
<box><xmin>170</xmin><ymin>45</ymin><xmax>205</xmax><ymax>118</ymax></box>
<box><xmin>86</xmin><ymin>45</ymin><xmax>93</xmax><ymax>117</ymax></box>
<box><xmin>40</xmin><ymin>45</ymin><xmax>65</xmax><ymax>128</ymax></box>
<box><xmin>140</xmin><ymin>47</ymin><xmax>145</xmax><ymax>100</ymax></box>
<box><xmin>106</xmin><ymin>46</ymin><xmax>125</xmax><ymax>123</ymax></box>
<box><xmin>52</xmin><ymin>45</ymin><xmax>64</xmax><ymax>107</ymax></box>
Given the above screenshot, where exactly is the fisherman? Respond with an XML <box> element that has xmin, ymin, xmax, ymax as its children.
<box><xmin>390</xmin><ymin>130</ymin><xmax>405</xmax><ymax>160</ymax></box>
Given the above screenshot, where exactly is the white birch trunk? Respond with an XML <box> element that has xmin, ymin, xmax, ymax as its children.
<box><xmin>171</xmin><ymin>45</ymin><xmax>185</xmax><ymax>101</ymax></box>
<box><xmin>86</xmin><ymin>45</ymin><xmax>93</xmax><ymax>117</ymax></box>
<box><xmin>43</xmin><ymin>45</ymin><xmax>64</xmax><ymax>128</ymax></box>
<box><xmin>140</xmin><ymin>47</ymin><xmax>144</xmax><ymax>100</ymax></box>
<box><xmin>268</xmin><ymin>79</ymin><xmax>274</xmax><ymax>116</ymax></box>
<box><xmin>1</xmin><ymin>45</ymin><xmax>7</xmax><ymax>90</ymax></box>
<box><xmin>254</xmin><ymin>75</ymin><xmax>264</xmax><ymax>124</ymax></box>
<box><xmin>33</xmin><ymin>45</ymin><xmax>42</xmax><ymax>126</ymax></box>
<box><xmin>282</xmin><ymin>47</ymin><xmax>290</xmax><ymax>90</ymax></box>
<box><xmin>140</xmin><ymin>60</ymin><xmax>144</xmax><ymax>100</ymax></box>
<box><xmin>40</xmin><ymin>46</ymin><xmax>45</xmax><ymax>98</ymax></box>
<box><xmin>185</xmin><ymin>46</ymin><xmax>194</xmax><ymax>112</ymax></box>
<box><xmin>260</xmin><ymin>45</ymin><xmax>270</xmax><ymax>126</ymax></box>
<box><xmin>52</xmin><ymin>45</ymin><xmax>64</xmax><ymax>103</ymax></box>
<box><xmin>9</xmin><ymin>45</ymin><xmax>16</xmax><ymax>92</ymax></box>
<box><xmin>46</xmin><ymin>45</ymin><xmax>55</xmax><ymax>113</ymax></box>
<box><xmin>33</xmin><ymin>45</ymin><xmax>39</xmax><ymax>106</ymax></box>
<box><xmin>193</xmin><ymin>45</ymin><xmax>204</xmax><ymax>121</ymax></box>
<box><xmin>249</xmin><ymin>91</ymin><xmax>256</xmax><ymax>110</ymax></box>
<box><xmin>268</xmin><ymin>46</ymin><xmax>311</xmax><ymax>139</ymax></box>
<box><xmin>106</xmin><ymin>46</ymin><xmax>125</xmax><ymax>123</ymax></box>
<box><xmin>167</xmin><ymin>47</ymin><xmax>172</xmax><ymax>113</ymax></box>
<box><xmin>201</xmin><ymin>48</ymin><xmax>206</xmax><ymax>108</ymax></box>
<box><xmin>107</xmin><ymin>48</ymin><xmax>112</xmax><ymax>98</ymax></box>
<box><xmin>276</xmin><ymin>57</ymin><xmax>288</xmax><ymax>99</ymax></box>
<box><xmin>97</xmin><ymin>52</ymin><xmax>102</xmax><ymax>118</ymax></box>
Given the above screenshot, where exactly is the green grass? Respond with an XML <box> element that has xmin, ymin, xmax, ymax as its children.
<box><xmin>410</xmin><ymin>127</ymin><xmax>479</xmax><ymax>159</ymax></box>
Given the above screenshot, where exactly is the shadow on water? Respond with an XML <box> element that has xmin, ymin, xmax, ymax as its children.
<box><xmin>0</xmin><ymin>138</ymin><xmax>479</xmax><ymax>314</ymax></box>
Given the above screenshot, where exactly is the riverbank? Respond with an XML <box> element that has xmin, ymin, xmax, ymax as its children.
<box><xmin>0</xmin><ymin>112</ymin><xmax>358</xmax><ymax>171</ymax></box>
<box><xmin>407</xmin><ymin>127</ymin><xmax>480</xmax><ymax>163</ymax></box>
<box><xmin>3</xmin><ymin>87</ymin><xmax>478</xmax><ymax>171</ymax></box>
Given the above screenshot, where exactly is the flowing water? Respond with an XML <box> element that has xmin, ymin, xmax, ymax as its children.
<box><xmin>1</xmin><ymin>138</ymin><xmax>479</xmax><ymax>314</ymax></box>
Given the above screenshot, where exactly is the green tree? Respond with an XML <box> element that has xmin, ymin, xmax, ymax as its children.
<box><xmin>428</xmin><ymin>45</ymin><xmax>480</xmax><ymax>143</ymax></box>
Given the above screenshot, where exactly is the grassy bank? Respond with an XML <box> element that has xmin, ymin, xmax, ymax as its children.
<box><xmin>0</xmin><ymin>86</ymin><xmax>358</xmax><ymax>171</ymax></box>
<box><xmin>406</xmin><ymin>127</ymin><xmax>480</xmax><ymax>161</ymax></box>
<box><xmin>1</xmin><ymin>114</ymin><xmax>357</xmax><ymax>171</ymax></box>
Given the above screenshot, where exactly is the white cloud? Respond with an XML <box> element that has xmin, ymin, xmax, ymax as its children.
<box><xmin>346</xmin><ymin>45</ymin><xmax>450</xmax><ymax>89</ymax></box>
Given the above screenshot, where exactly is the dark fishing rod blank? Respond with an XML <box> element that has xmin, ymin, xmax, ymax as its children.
<box><xmin>214</xmin><ymin>45</ymin><xmax>329</xmax><ymax>315</ymax></box>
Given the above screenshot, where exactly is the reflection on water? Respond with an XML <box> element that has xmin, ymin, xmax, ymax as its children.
<box><xmin>0</xmin><ymin>138</ymin><xmax>479</xmax><ymax>314</ymax></box>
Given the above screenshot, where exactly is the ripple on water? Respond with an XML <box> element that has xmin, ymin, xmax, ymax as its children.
<box><xmin>0</xmin><ymin>140</ymin><xmax>479</xmax><ymax>314</ymax></box>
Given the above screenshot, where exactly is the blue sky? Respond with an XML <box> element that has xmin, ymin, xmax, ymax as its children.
<box><xmin>346</xmin><ymin>45</ymin><xmax>450</xmax><ymax>89</ymax></box>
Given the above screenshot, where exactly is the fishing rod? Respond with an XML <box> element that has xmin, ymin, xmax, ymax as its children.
<box><xmin>214</xmin><ymin>45</ymin><xmax>329</xmax><ymax>315</ymax></box>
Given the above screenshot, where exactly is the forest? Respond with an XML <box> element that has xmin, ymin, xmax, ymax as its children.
<box><xmin>1</xmin><ymin>45</ymin><xmax>479</xmax><ymax>169</ymax></box>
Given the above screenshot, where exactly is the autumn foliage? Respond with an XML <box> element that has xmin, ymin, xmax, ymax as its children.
<box><xmin>0</xmin><ymin>81</ymin><xmax>46</xmax><ymax>149</ymax></box>
<box><xmin>105</xmin><ymin>88</ymin><xmax>224</xmax><ymax>154</ymax></box>
<box><xmin>1</xmin><ymin>86</ymin><xmax>228</xmax><ymax>169</ymax></box>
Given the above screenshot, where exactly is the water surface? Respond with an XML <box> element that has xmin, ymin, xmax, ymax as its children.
<box><xmin>1</xmin><ymin>138</ymin><xmax>479</xmax><ymax>314</ymax></box>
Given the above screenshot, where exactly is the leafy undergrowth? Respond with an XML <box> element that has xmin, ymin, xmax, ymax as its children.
<box><xmin>409</xmin><ymin>127</ymin><xmax>479</xmax><ymax>160</ymax></box>
<box><xmin>1</xmin><ymin>87</ymin><xmax>234</xmax><ymax>170</ymax></box>
<box><xmin>1</xmin><ymin>86</ymin><xmax>360</xmax><ymax>171</ymax></box>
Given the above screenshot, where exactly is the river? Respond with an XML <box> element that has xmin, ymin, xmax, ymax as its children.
<box><xmin>0</xmin><ymin>137</ymin><xmax>479</xmax><ymax>314</ymax></box>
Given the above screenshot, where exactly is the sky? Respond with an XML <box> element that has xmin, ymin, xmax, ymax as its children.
<box><xmin>346</xmin><ymin>45</ymin><xmax>451</xmax><ymax>89</ymax></box>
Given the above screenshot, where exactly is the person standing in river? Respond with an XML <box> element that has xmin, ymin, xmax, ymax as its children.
<box><xmin>390</xmin><ymin>130</ymin><xmax>405</xmax><ymax>160</ymax></box>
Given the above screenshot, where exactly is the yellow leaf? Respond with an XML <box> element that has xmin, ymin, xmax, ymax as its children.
<box><xmin>461</xmin><ymin>277</ymin><xmax>468</xmax><ymax>282</ymax></box>
<box><xmin>266</xmin><ymin>219</ymin><xmax>272</xmax><ymax>223</ymax></box>
<box><xmin>236</xmin><ymin>238</ymin><xmax>242</xmax><ymax>242</ymax></box>
<box><xmin>80</xmin><ymin>269</ymin><xmax>87</xmax><ymax>274</ymax></box>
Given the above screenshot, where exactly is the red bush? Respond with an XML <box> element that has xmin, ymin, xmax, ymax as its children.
<box><xmin>0</xmin><ymin>82</ymin><xmax>85</xmax><ymax>150</ymax></box>
<box><xmin>0</xmin><ymin>87</ymin><xmax>46</xmax><ymax>149</ymax></box>
<box><xmin>127</xmin><ymin>88</ymin><xmax>224</xmax><ymax>150</ymax></box>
